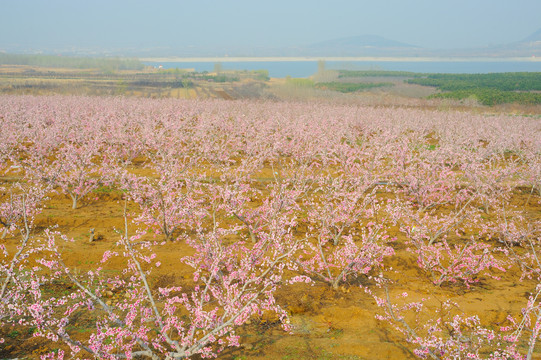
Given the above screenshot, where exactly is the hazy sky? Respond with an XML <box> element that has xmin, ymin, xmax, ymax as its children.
<box><xmin>1</xmin><ymin>0</ymin><xmax>540</xmax><ymax>53</ymax></box>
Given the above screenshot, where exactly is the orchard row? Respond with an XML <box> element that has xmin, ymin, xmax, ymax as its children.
<box><xmin>0</xmin><ymin>95</ymin><xmax>540</xmax><ymax>359</ymax></box>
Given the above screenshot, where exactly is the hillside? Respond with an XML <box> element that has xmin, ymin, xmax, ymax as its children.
<box><xmin>301</xmin><ymin>34</ymin><xmax>422</xmax><ymax>56</ymax></box>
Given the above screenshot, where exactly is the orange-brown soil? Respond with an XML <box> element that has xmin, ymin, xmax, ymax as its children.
<box><xmin>1</xmin><ymin>164</ymin><xmax>540</xmax><ymax>360</ymax></box>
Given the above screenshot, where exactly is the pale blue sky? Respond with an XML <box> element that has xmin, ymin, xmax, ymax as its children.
<box><xmin>1</xmin><ymin>0</ymin><xmax>540</xmax><ymax>53</ymax></box>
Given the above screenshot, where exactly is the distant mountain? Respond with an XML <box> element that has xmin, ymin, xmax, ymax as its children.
<box><xmin>423</xmin><ymin>28</ymin><xmax>541</xmax><ymax>58</ymax></box>
<box><xmin>303</xmin><ymin>30</ymin><xmax>541</xmax><ymax>58</ymax></box>
<box><xmin>523</xmin><ymin>28</ymin><xmax>541</xmax><ymax>42</ymax></box>
<box><xmin>302</xmin><ymin>35</ymin><xmax>423</xmax><ymax>56</ymax></box>
<box><xmin>479</xmin><ymin>28</ymin><xmax>541</xmax><ymax>57</ymax></box>
<box><xmin>5</xmin><ymin>29</ymin><xmax>541</xmax><ymax>58</ymax></box>
<box><xmin>309</xmin><ymin>35</ymin><xmax>417</xmax><ymax>49</ymax></box>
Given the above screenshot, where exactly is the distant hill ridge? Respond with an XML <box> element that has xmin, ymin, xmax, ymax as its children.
<box><xmin>308</xmin><ymin>34</ymin><xmax>419</xmax><ymax>49</ymax></box>
<box><xmin>523</xmin><ymin>28</ymin><xmax>541</xmax><ymax>42</ymax></box>
<box><xmin>3</xmin><ymin>28</ymin><xmax>541</xmax><ymax>58</ymax></box>
<box><xmin>299</xmin><ymin>34</ymin><xmax>423</xmax><ymax>56</ymax></box>
<box><xmin>300</xmin><ymin>30</ymin><xmax>541</xmax><ymax>57</ymax></box>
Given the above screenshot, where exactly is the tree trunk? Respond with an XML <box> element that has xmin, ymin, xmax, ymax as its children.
<box><xmin>71</xmin><ymin>194</ymin><xmax>78</xmax><ymax>209</ymax></box>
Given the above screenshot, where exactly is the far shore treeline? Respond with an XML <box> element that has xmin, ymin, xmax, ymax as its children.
<box><xmin>0</xmin><ymin>52</ymin><xmax>144</xmax><ymax>71</ymax></box>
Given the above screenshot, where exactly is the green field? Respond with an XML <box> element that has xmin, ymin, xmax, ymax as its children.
<box><xmin>406</xmin><ymin>72</ymin><xmax>541</xmax><ymax>105</ymax></box>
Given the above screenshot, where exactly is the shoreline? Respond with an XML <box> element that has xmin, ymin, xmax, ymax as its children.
<box><xmin>140</xmin><ymin>56</ymin><xmax>540</xmax><ymax>63</ymax></box>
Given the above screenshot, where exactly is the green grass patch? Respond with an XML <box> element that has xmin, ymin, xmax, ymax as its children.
<box><xmin>429</xmin><ymin>88</ymin><xmax>541</xmax><ymax>106</ymax></box>
<box><xmin>315</xmin><ymin>82</ymin><xmax>393</xmax><ymax>93</ymax></box>
<box><xmin>285</xmin><ymin>77</ymin><xmax>315</xmax><ymax>87</ymax></box>
<box><xmin>93</xmin><ymin>185</ymin><xmax>124</xmax><ymax>195</ymax></box>
<box><xmin>7</xmin><ymin>330</ymin><xmax>20</xmax><ymax>339</ymax></box>
<box><xmin>338</xmin><ymin>70</ymin><xmax>422</xmax><ymax>78</ymax></box>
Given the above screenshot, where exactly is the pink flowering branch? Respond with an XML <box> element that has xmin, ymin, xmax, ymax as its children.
<box><xmin>299</xmin><ymin>221</ymin><xmax>394</xmax><ymax>290</ymax></box>
<box><xmin>0</xmin><ymin>204</ymin><xmax>305</xmax><ymax>359</ymax></box>
<box><xmin>122</xmin><ymin>170</ymin><xmax>206</xmax><ymax>242</ymax></box>
<box><xmin>372</xmin><ymin>283</ymin><xmax>531</xmax><ymax>360</ymax></box>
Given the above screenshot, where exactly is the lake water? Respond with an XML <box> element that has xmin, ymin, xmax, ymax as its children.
<box><xmin>145</xmin><ymin>59</ymin><xmax>541</xmax><ymax>78</ymax></box>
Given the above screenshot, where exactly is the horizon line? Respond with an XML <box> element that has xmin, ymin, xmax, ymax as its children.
<box><xmin>140</xmin><ymin>56</ymin><xmax>541</xmax><ymax>63</ymax></box>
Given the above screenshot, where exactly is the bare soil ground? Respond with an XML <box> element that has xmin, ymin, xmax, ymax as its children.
<box><xmin>1</xmin><ymin>166</ymin><xmax>540</xmax><ymax>359</ymax></box>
